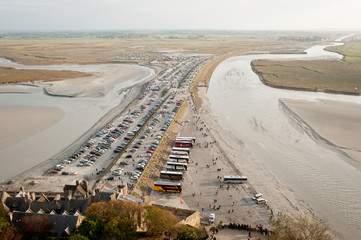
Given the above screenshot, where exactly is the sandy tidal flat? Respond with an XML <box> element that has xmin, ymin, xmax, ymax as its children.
<box><xmin>281</xmin><ymin>99</ymin><xmax>361</xmax><ymax>163</ymax></box>
<box><xmin>0</xmin><ymin>105</ymin><xmax>64</xmax><ymax>149</ymax></box>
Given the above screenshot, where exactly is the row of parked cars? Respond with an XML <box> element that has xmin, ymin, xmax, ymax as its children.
<box><xmin>126</xmin><ymin>98</ymin><xmax>184</xmax><ymax>182</ymax></box>
<box><xmin>50</xmin><ymin>138</ymin><xmax>98</xmax><ymax>174</ymax></box>
<box><xmin>252</xmin><ymin>193</ymin><xmax>267</xmax><ymax>204</ymax></box>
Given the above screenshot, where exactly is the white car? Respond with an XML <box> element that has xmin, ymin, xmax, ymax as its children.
<box><xmin>209</xmin><ymin>213</ymin><xmax>215</xmax><ymax>223</ymax></box>
<box><xmin>256</xmin><ymin>198</ymin><xmax>267</xmax><ymax>204</ymax></box>
<box><xmin>252</xmin><ymin>193</ymin><xmax>263</xmax><ymax>201</ymax></box>
<box><xmin>130</xmin><ymin>175</ymin><xmax>139</xmax><ymax>180</ymax></box>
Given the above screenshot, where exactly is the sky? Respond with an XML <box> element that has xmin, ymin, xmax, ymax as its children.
<box><xmin>0</xmin><ymin>0</ymin><xmax>361</xmax><ymax>32</ymax></box>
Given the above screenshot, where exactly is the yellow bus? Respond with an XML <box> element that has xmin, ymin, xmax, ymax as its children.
<box><xmin>154</xmin><ymin>181</ymin><xmax>182</xmax><ymax>193</ymax></box>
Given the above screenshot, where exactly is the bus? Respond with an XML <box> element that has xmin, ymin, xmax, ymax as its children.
<box><xmin>174</xmin><ymin>141</ymin><xmax>193</xmax><ymax>148</ymax></box>
<box><xmin>223</xmin><ymin>175</ymin><xmax>248</xmax><ymax>183</ymax></box>
<box><xmin>169</xmin><ymin>154</ymin><xmax>189</xmax><ymax>163</ymax></box>
<box><xmin>166</xmin><ymin>161</ymin><xmax>188</xmax><ymax>171</ymax></box>
<box><xmin>160</xmin><ymin>170</ymin><xmax>183</xmax><ymax>180</ymax></box>
<box><xmin>154</xmin><ymin>181</ymin><xmax>182</xmax><ymax>193</ymax></box>
<box><xmin>171</xmin><ymin>151</ymin><xmax>188</xmax><ymax>156</ymax></box>
<box><xmin>172</xmin><ymin>147</ymin><xmax>190</xmax><ymax>154</ymax></box>
<box><xmin>176</xmin><ymin>137</ymin><xmax>196</xmax><ymax>143</ymax></box>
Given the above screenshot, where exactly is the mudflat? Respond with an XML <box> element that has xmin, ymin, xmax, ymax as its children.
<box><xmin>0</xmin><ymin>105</ymin><xmax>64</xmax><ymax>150</ymax></box>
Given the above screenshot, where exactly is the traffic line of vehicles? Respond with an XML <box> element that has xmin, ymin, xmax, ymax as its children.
<box><xmin>154</xmin><ymin>137</ymin><xmax>196</xmax><ymax>193</ymax></box>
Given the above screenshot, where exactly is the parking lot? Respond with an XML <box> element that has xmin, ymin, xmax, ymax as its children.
<box><xmin>46</xmin><ymin>55</ymin><xmax>207</xmax><ymax>192</ymax></box>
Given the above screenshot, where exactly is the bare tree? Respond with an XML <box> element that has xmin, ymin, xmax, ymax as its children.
<box><xmin>268</xmin><ymin>213</ymin><xmax>337</xmax><ymax>240</ymax></box>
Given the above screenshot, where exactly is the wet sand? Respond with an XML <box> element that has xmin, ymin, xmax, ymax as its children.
<box><xmin>0</xmin><ymin>105</ymin><xmax>64</xmax><ymax>149</ymax></box>
<box><xmin>281</xmin><ymin>99</ymin><xmax>361</xmax><ymax>163</ymax></box>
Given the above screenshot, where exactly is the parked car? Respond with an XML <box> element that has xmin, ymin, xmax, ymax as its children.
<box><xmin>209</xmin><ymin>213</ymin><xmax>215</xmax><ymax>223</ymax></box>
<box><xmin>255</xmin><ymin>198</ymin><xmax>267</xmax><ymax>204</ymax></box>
<box><xmin>252</xmin><ymin>193</ymin><xmax>263</xmax><ymax>201</ymax></box>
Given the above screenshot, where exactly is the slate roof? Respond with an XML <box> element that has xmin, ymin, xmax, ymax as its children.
<box><xmin>12</xmin><ymin>211</ymin><xmax>82</xmax><ymax>237</ymax></box>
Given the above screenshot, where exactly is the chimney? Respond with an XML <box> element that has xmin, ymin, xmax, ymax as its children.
<box><xmin>66</xmin><ymin>190</ymin><xmax>72</xmax><ymax>201</ymax></box>
<box><xmin>31</xmin><ymin>192</ymin><xmax>36</xmax><ymax>201</ymax></box>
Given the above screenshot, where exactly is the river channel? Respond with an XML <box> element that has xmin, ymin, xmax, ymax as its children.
<box><xmin>207</xmin><ymin>44</ymin><xmax>361</xmax><ymax>239</ymax></box>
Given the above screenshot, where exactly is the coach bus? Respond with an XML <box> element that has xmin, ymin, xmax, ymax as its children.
<box><xmin>176</xmin><ymin>137</ymin><xmax>196</xmax><ymax>143</ymax></box>
<box><xmin>223</xmin><ymin>175</ymin><xmax>248</xmax><ymax>184</ymax></box>
<box><xmin>171</xmin><ymin>151</ymin><xmax>188</xmax><ymax>156</ymax></box>
<box><xmin>172</xmin><ymin>147</ymin><xmax>190</xmax><ymax>154</ymax></box>
<box><xmin>169</xmin><ymin>154</ymin><xmax>189</xmax><ymax>163</ymax></box>
<box><xmin>160</xmin><ymin>170</ymin><xmax>183</xmax><ymax>180</ymax></box>
<box><xmin>174</xmin><ymin>141</ymin><xmax>193</xmax><ymax>148</ymax></box>
<box><xmin>154</xmin><ymin>181</ymin><xmax>182</xmax><ymax>193</ymax></box>
<box><xmin>166</xmin><ymin>161</ymin><xmax>188</xmax><ymax>171</ymax></box>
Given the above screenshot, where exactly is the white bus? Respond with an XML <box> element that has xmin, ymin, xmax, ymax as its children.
<box><xmin>223</xmin><ymin>175</ymin><xmax>247</xmax><ymax>183</ymax></box>
<box><xmin>172</xmin><ymin>147</ymin><xmax>190</xmax><ymax>154</ymax></box>
<box><xmin>169</xmin><ymin>154</ymin><xmax>189</xmax><ymax>163</ymax></box>
<box><xmin>166</xmin><ymin>161</ymin><xmax>188</xmax><ymax>171</ymax></box>
<box><xmin>171</xmin><ymin>151</ymin><xmax>188</xmax><ymax>156</ymax></box>
<box><xmin>176</xmin><ymin>137</ymin><xmax>196</xmax><ymax>143</ymax></box>
<box><xmin>160</xmin><ymin>170</ymin><xmax>183</xmax><ymax>180</ymax></box>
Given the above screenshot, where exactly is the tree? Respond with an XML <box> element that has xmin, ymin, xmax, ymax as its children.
<box><xmin>0</xmin><ymin>204</ymin><xmax>7</xmax><ymax>219</ymax></box>
<box><xmin>0</xmin><ymin>204</ymin><xmax>11</xmax><ymax>234</ymax></box>
<box><xmin>19</xmin><ymin>215</ymin><xmax>54</xmax><ymax>239</ymax></box>
<box><xmin>85</xmin><ymin>200</ymin><xmax>142</xmax><ymax>225</ymax></box>
<box><xmin>104</xmin><ymin>216</ymin><xmax>136</xmax><ymax>240</ymax></box>
<box><xmin>177</xmin><ymin>226</ymin><xmax>208</xmax><ymax>240</ymax></box>
<box><xmin>75</xmin><ymin>216</ymin><xmax>104</xmax><ymax>240</ymax></box>
<box><xmin>0</xmin><ymin>226</ymin><xmax>22</xmax><ymax>240</ymax></box>
<box><xmin>144</xmin><ymin>205</ymin><xmax>180</xmax><ymax>238</ymax></box>
<box><xmin>69</xmin><ymin>233</ymin><xmax>89</xmax><ymax>240</ymax></box>
<box><xmin>268</xmin><ymin>213</ymin><xmax>336</xmax><ymax>240</ymax></box>
<box><xmin>0</xmin><ymin>217</ymin><xmax>11</xmax><ymax>234</ymax></box>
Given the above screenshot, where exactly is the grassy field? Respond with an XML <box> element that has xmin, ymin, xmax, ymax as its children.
<box><xmin>0</xmin><ymin>67</ymin><xmax>91</xmax><ymax>84</ymax></box>
<box><xmin>326</xmin><ymin>42</ymin><xmax>361</xmax><ymax>62</ymax></box>
<box><xmin>0</xmin><ymin>33</ymin><xmax>316</xmax><ymax>83</ymax></box>
<box><xmin>0</xmin><ymin>37</ymin><xmax>311</xmax><ymax>65</ymax></box>
<box><xmin>252</xmin><ymin>41</ymin><xmax>361</xmax><ymax>95</ymax></box>
<box><xmin>252</xmin><ymin>60</ymin><xmax>361</xmax><ymax>95</ymax></box>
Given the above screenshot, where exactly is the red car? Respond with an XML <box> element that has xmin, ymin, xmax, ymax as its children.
<box><xmin>146</xmin><ymin>150</ymin><xmax>154</xmax><ymax>154</ymax></box>
<box><xmin>51</xmin><ymin>170</ymin><xmax>59</xmax><ymax>174</ymax></box>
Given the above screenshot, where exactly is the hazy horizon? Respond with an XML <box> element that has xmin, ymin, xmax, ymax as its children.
<box><xmin>1</xmin><ymin>0</ymin><xmax>361</xmax><ymax>32</ymax></box>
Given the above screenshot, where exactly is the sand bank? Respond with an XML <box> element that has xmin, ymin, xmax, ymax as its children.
<box><xmin>44</xmin><ymin>64</ymin><xmax>151</xmax><ymax>98</ymax></box>
<box><xmin>281</xmin><ymin>99</ymin><xmax>361</xmax><ymax>163</ymax></box>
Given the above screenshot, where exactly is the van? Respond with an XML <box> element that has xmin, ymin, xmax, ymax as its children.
<box><xmin>255</xmin><ymin>198</ymin><xmax>267</xmax><ymax>204</ymax></box>
<box><xmin>252</xmin><ymin>193</ymin><xmax>263</xmax><ymax>201</ymax></box>
<box><xmin>209</xmin><ymin>213</ymin><xmax>215</xmax><ymax>223</ymax></box>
